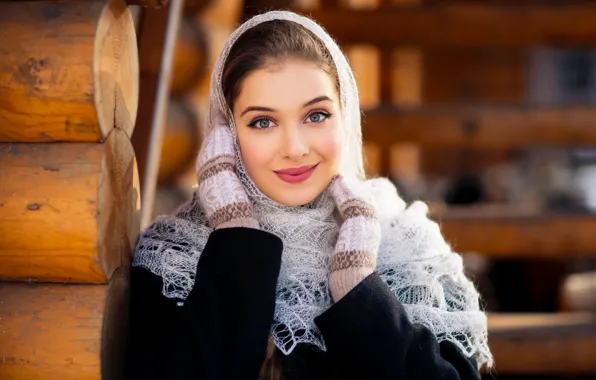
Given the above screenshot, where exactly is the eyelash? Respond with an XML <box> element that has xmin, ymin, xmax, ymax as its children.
<box><xmin>247</xmin><ymin>110</ymin><xmax>333</xmax><ymax>129</ymax></box>
<box><xmin>307</xmin><ymin>110</ymin><xmax>332</xmax><ymax>124</ymax></box>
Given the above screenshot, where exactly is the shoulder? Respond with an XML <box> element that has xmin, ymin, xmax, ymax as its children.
<box><xmin>132</xmin><ymin>191</ymin><xmax>212</xmax><ymax>300</ymax></box>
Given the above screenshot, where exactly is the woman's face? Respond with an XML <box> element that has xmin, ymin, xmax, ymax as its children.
<box><xmin>233</xmin><ymin>59</ymin><xmax>342</xmax><ymax>206</ymax></box>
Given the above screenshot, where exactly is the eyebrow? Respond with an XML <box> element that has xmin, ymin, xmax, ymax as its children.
<box><xmin>239</xmin><ymin>95</ymin><xmax>333</xmax><ymax>117</ymax></box>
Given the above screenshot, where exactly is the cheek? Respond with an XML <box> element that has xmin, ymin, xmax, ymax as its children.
<box><xmin>236</xmin><ymin>129</ymin><xmax>274</xmax><ymax>173</ymax></box>
<box><xmin>312</xmin><ymin>123</ymin><xmax>342</xmax><ymax>170</ymax></box>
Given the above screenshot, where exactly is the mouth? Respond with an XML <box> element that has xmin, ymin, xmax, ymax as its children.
<box><xmin>274</xmin><ymin>163</ymin><xmax>319</xmax><ymax>184</ymax></box>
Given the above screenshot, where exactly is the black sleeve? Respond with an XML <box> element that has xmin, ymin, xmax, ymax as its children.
<box><xmin>127</xmin><ymin>227</ymin><xmax>283</xmax><ymax>380</ymax></box>
<box><xmin>314</xmin><ymin>273</ymin><xmax>481</xmax><ymax>380</ymax></box>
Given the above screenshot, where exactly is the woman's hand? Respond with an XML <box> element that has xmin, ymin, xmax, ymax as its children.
<box><xmin>328</xmin><ymin>175</ymin><xmax>381</xmax><ymax>301</ymax></box>
<box><xmin>196</xmin><ymin>123</ymin><xmax>259</xmax><ymax>230</ymax></box>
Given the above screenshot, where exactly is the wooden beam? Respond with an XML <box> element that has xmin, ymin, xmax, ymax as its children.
<box><xmin>488</xmin><ymin>312</ymin><xmax>596</xmax><ymax>374</ymax></box>
<box><xmin>422</xmin><ymin>47</ymin><xmax>525</xmax><ymax>105</ymax></box>
<box><xmin>131</xmin><ymin>0</ymin><xmax>183</xmax><ymax>229</ymax></box>
<box><xmin>303</xmin><ymin>4</ymin><xmax>596</xmax><ymax>47</ymax></box>
<box><xmin>362</xmin><ymin>106</ymin><xmax>596</xmax><ymax>149</ymax></box>
<box><xmin>431</xmin><ymin>208</ymin><xmax>596</xmax><ymax>258</ymax></box>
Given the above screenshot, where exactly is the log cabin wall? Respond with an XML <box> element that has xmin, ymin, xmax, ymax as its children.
<box><xmin>0</xmin><ymin>0</ymin><xmax>141</xmax><ymax>379</ymax></box>
<box><xmin>289</xmin><ymin>0</ymin><xmax>596</xmax><ymax>377</ymax></box>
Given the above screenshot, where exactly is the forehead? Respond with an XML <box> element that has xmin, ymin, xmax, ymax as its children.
<box><xmin>235</xmin><ymin>59</ymin><xmax>338</xmax><ymax>112</ymax></box>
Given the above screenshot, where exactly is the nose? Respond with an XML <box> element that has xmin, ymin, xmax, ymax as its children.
<box><xmin>280</xmin><ymin>125</ymin><xmax>309</xmax><ymax>160</ymax></box>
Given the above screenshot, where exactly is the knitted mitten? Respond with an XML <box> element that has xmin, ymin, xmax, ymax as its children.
<box><xmin>196</xmin><ymin>123</ymin><xmax>259</xmax><ymax>230</ymax></box>
<box><xmin>328</xmin><ymin>175</ymin><xmax>381</xmax><ymax>301</ymax></box>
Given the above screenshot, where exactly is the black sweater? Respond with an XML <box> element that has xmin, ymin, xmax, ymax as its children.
<box><xmin>127</xmin><ymin>227</ymin><xmax>481</xmax><ymax>380</ymax></box>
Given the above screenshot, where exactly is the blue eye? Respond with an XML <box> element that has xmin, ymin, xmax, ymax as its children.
<box><xmin>248</xmin><ymin>118</ymin><xmax>275</xmax><ymax>129</ymax></box>
<box><xmin>306</xmin><ymin>111</ymin><xmax>331</xmax><ymax>124</ymax></box>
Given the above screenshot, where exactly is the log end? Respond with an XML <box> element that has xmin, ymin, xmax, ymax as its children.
<box><xmin>560</xmin><ymin>271</ymin><xmax>596</xmax><ymax>312</ymax></box>
<box><xmin>97</xmin><ymin>129</ymin><xmax>141</xmax><ymax>281</ymax></box>
<box><xmin>95</xmin><ymin>0</ymin><xmax>139</xmax><ymax>140</ymax></box>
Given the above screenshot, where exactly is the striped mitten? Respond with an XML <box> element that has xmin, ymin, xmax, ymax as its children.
<box><xmin>328</xmin><ymin>175</ymin><xmax>381</xmax><ymax>301</ymax></box>
<box><xmin>196</xmin><ymin>123</ymin><xmax>259</xmax><ymax>230</ymax></box>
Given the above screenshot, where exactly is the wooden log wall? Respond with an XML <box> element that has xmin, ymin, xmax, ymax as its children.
<box><xmin>291</xmin><ymin>0</ymin><xmax>596</xmax><ymax>375</ymax></box>
<box><xmin>0</xmin><ymin>0</ymin><xmax>141</xmax><ymax>378</ymax></box>
<box><xmin>296</xmin><ymin>0</ymin><xmax>596</xmax><ymax>178</ymax></box>
<box><xmin>292</xmin><ymin>0</ymin><xmax>596</xmax><ymax>253</ymax></box>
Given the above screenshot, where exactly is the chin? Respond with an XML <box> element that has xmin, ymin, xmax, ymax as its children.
<box><xmin>262</xmin><ymin>174</ymin><xmax>331</xmax><ymax>207</ymax></box>
<box><xmin>270</xmin><ymin>191</ymin><xmax>319</xmax><ymax>207</ymax></box>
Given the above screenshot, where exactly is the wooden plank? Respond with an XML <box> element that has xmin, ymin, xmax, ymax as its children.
<box><xmin>422</xmin><ymin>48</ymin><xmax>525</xmax><ymax>105</ymax></box>
<box><xmin>131</xmin><ymin>0</ymin><xmax>183</xmax><ymax>229</ymax></box>
<box><xmin>303</xmin><ymin>4</ymin><xmax>596</xmax><ymax>47</ymax></box>
<box><xmin>362</xmin><ymin>106</ymin><xmax>596</xmax><ymax>149</ymax></box>
<box><xmin>488</xmin><ymin>312</ymin><xmax>596</xmax><ymax>374</ymax></box>
<box><xmin>431</xmin><ymin>209</ymin><xmax>596</xmax><ymax>258</ymax></box>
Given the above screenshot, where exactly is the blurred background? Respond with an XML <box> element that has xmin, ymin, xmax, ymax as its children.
<box><xmin>1</xmin><ymin>0</ymin><xmax>596</xmax><ymax>379</ymax></box>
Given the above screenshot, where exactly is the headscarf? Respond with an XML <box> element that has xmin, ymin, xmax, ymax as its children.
<box><xmin>133</xmin><ymin>10</ymin><xmax>492</xmax><ymax>368</ymax></box>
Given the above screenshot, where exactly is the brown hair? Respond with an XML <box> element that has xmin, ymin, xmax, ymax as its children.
<box><xmin>259</xmin><ymin>341</ymin><xmax>282</xmax><ymax>380</ymax></box>
<box><xmin>222</xmin><ymin>19</ymin><xmax>339</xmax><ymax>113</ymax></box>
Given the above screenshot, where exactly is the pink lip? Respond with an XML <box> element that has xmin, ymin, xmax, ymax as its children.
<box><xmin>274</xmin><ymin>164</ymin><xmax>319</xmax><ymax>184</ymax></box>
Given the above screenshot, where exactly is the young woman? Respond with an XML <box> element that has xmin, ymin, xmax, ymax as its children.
<box><xmin>128</xmin><ymin>11</ymin><xmax>492</xmax><ymax>380</ymax></box>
